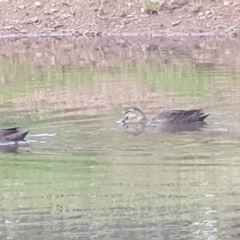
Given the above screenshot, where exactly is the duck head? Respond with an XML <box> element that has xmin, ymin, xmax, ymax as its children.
<box><xmin>116</xmin><ymin>107</ymin><xmax>147</xmax><ymax>125</ymax></box>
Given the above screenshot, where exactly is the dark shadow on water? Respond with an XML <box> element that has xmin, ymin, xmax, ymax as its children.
<box><xmin>0</xmin><ymin>144</ymin><xmax>20</xmax><ymax>153</ymax></box>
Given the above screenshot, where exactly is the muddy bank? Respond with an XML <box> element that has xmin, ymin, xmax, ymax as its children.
<box><xmin>0</xmin><ymin>0</ymin><xmax>239</xmax><ymax>38</ymax></box>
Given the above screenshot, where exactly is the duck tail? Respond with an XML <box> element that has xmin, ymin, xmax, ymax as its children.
<box><xmin>18</xmin><ymin>131</ymin><xmax>29</xmax><ymax>141</ymax></box>
<box><xmin>10</xmin><ymin>131</ymin><xmax>29</xmax><ymax>142</ymax></box>
<box><xmin>199</xmin><ymin>113</ymin><xmax>209</xmax><ymax>122</ymax></box>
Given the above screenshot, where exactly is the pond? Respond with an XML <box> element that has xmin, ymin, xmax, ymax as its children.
<box><xmin>0</xmin><ymin>37</ymin><xmax>240</xmax><ymax>240</ymax></box>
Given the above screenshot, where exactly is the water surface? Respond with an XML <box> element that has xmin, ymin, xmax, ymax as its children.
<box><xmin>0</xmin><ymin>37</ymin><xmax>240</xmax><ymax>240</ymax></box>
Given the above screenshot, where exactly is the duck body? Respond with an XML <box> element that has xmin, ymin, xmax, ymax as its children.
<box><xmin>116</xmin><ymin>107</ymin><xmax>209</xmax><ymax>128</ymax></box>
<box><xmin>150</xmin><ymin>109</ymin><xmax>209</xmax><ymax>125</ymax></box>
<box><xmin>0</xmin><ymin>127</ymin><xmax>29</xmax><ymax>143</ymax></box>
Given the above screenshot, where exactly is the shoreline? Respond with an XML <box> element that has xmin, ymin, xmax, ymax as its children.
<box><xmin>0</xmin><ymin>30</ymin><xmax>228</xmax><ymax>39</ymax></box>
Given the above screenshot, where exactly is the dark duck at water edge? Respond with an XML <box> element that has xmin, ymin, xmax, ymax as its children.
<box><xmin>0</xmin><ymin>127</ymin><xmax>29</xmax><ymax>143</ymax></box>
<box><xmin>116</xmin><ymin>107</ymin><xmax>210</xmax><ymax>133</ymax></box>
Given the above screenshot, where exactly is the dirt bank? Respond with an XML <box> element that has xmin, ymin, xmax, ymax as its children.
<box><xmin>0</xmin><ymin>0</ymin><xmax>239</xmax><ymax>38</ymax></box>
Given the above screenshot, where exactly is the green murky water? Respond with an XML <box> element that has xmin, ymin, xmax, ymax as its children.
<box><xmin>0</xmin><ymin>37</ymin><xmax>240</xmax><ymax>240</ymax></box>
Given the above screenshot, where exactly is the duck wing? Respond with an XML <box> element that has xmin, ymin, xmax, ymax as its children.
<box><xmin>0</xmin><ymin>128</ymin><xmax>20</xmax><ymax>136</ymax></box>
<box><xmin>153</xmin><ymin>109</ymin><xmax>209</xmax><ymax>124</ymax></box>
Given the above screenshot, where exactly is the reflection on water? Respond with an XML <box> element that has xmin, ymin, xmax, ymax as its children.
<box><xmin>0</xmin><ymin>37</ymin><xmax>240</xmax><ymax>239</ymax></box>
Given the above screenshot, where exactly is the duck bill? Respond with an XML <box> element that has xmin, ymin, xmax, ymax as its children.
<box><xmin>116</xmin><ymin>118</ymin><xmax>127</xmax><ymax>125</ymax></box>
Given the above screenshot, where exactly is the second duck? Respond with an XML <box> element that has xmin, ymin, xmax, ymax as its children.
<box><xmin>116</xmin><ymin>107</ymin><xmax>209</xmax><ymax>126</ymax></box>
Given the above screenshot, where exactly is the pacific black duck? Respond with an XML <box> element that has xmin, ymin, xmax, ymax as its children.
<box><xmin>116</xmin><ymin>107</ymin><xmax>209</xmax><ymax>126</ymax></box>
<box><xmin>0</xmin><ymin>127</ymin><xmax>29</xmax><ymax>142</ymax></box>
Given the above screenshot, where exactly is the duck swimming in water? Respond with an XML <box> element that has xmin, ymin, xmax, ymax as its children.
<box><xmin>117</xmin><ymin>107</ymin><xmax>209</xmax><ymax>124</ymax></box>
<box><xmin>0</xmin><ymin>127</ymin><xmax>29</xmax><ymax>143</ymax></box>
<box><xmin>116</xmin><ymin>107</ymin><xmax>209</xmax><ymax>132</ymax></box>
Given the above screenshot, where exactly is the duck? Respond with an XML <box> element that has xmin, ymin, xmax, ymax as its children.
<box><xmin>0</xmin><ymin>127</ymin><xmax>29</xmax><ymax>143</ymax></box>
<box><xmin>116</xmin><ymin>107</ymin><xmax>209</xmax><ymax>127</ymax></box>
